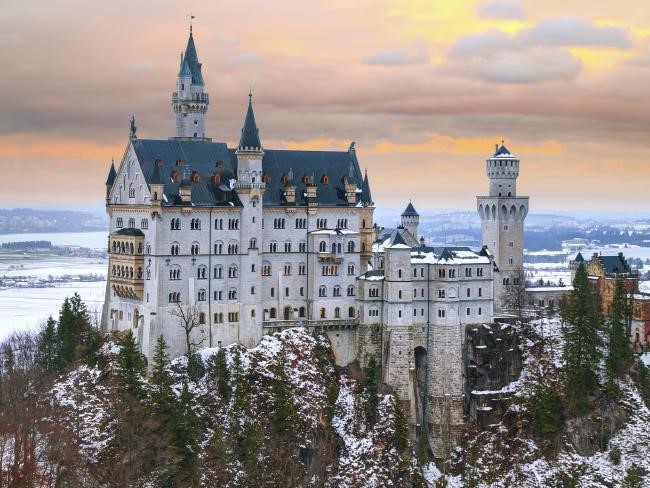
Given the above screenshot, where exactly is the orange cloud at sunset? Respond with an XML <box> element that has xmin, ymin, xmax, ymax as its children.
<box><xmin>0</xmin><ymin>0</ymin><xmax>648</xmax><ymax>212</ymax></box>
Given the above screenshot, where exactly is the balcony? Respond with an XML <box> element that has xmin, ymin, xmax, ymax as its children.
<box><xmin>317</xmin><ymin>252</ymin><xmax>343</xmax><ymax>264</ymax></box>
<box><xmin>263</xmin><ymin>318</ymin><xmax>358</xmax><ymax>332</ymax></box>
<box><xmin>172</xmin><ymin>92</ymin><xmax>209</xmax><ymax>104</ymax></box>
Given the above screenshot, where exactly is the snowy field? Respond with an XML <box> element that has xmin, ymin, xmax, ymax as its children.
<box><xmin>0</xmin><ymin>281</ymin><xmax>106</xmax><ymax>339</ymax></box>
<box><xmin>0</xmin><ymin>231</ymin><xmax>109</xmax><ymax>340</ymax></box>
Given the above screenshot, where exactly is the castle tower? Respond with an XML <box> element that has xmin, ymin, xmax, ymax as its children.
<box><xmin>477</xmin><ymin>143</ymin><xmax>529</xmax><ymax>312</ymax></box>
<box><xmin>234</xmin><ymin>92</ymin><xmax>265</xmax><ymax>347</ymax></box>
<box><xmin>105</xmin><ymin>159</ymin><xmax>116</xmax><ymax>204</ymax></box>
<box><xmin>401</xmin><ymin>202</ymin><xmax>419</xmax><ymax>240</ymax></box>
<box><xmin>171</xmin><ymin>26</ymin><xmax>209</xmax><ymax>140</ymax></box>
<box><xmin>359</xmin><ymin>168</ymin><xmax>376</xmax><ymax>266</ymax></box>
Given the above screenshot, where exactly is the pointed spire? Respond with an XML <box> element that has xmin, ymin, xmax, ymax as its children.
<box><xmin>181</xmin><ymin>26</ymin><xmax>204</xmax><ymax>85</ymax></box>
<box><xmin>129</xmin><ymin>115</ymin><xmax>137</xmax><ymax>140</ymax></box>
<box><xmin>401</xmin><ymin>201</ymin><xmax>419</xmax><ymax>217</ymax></box>
<box><xmin>361</xmin><ymin>169</ymin><xmax>372</xmax><ymax>204</ymax></box>
<box><xmin>106</xmin><ymin>158</ymin><xmax>117</xmax><ymax>186</ymax></box>
<box><xmin>150</xmin><ymin>160</ymin><xmax>164</xmax><ymax>185</ymax></box>
<box><xmin>238</xmin><ymin>91</ymin><xmax>262</xmax><ymax>150</ymax></box>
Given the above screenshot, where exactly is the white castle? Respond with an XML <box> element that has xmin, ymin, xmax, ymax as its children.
<box><xmin>101</xmin><ymin>28</ymin><xmax>528</xmax><ymax>455</ymax></box>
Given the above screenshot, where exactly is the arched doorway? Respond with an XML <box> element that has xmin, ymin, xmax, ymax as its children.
<box><xmin>284</xmin><ymin>306</ymin><xmax>292</xmax><ymax>320</ymax></box>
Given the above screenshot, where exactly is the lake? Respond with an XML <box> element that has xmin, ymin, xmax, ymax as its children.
<box><xmin>0</xmin><ymin>231</ymin><xmax>108</xmax><ymax>250</ymax></box>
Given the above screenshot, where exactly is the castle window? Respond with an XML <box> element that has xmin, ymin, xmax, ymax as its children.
<box><xmin>176</xmin><ymin>159</ymin><xmax>183</xmax><ymax>167</ymax></box>
<box><xmin>269</xmin><ymin>242</ymin><xmax>277</xmax><ymax>253</ymax></box>
<box><xmin>128</xmin><ymin>218</ymin><xmax>135</xmax><ymax>228</ymax></box>
<box><xmin>347</xmin><ymin>285</ymin><xmax>355</xmax><ymax>296</ymax></box>
<box><xmin>128</xmin><ymin>185</ymin><xmax>135</xmax><ymax>198</ymax></box>
<box><xmin>321</xmin><ymin>174</ymin><xmax>329</xmax><ymax>185</ymax></box>
<box><xmin>197</xmin><ymin>266</ymin><xmax>206</xmax><ymax>279</ymax></box>
<box><xmin>334</xmin><ymin>307</ymin><xmax>340</xmax><ymax>318</ymax></box>
<box><xmin>214</xmin><ymin>218</ymin><xmax>223</xmax><ymax>230</ymax></box>
<box><xmin>214</xmin><ymin>241</ymin><xmax>223</xmax><ymax>254</ymax></box>
<box><xmin>333</xmin><ymin>286</ymin><xmax>341</xmax><ymax>297</ymax></box>
<box><xmin>295</xmin><ymin>218</ymin><xmax>307</xmax><ymax>229</ymax></box>
<box><xmin>228</xmin><ymin>265</ymin><xmax>238</xmax><ymax>278</ymax></box>
<box><xmin>438</xmin><ymin>269</ymin><xmax>446</xmax><ymax>278</ymax></box>
<box><xmin>249</xmin><ymin>238</ymin><xmax>257</xmax><ymax>249</ymax></box>
<box><xmin>281</xmin><ymin>173</ymin><xmax>289</xmax><ymax>185</ymax></box>
<box><xmin>319</xmin><ymin>286</ymin><xmax>327</xmax><ymax>297</ymax></box>
<box><xmin>466</xmin><ymin>308</ymin><xmax>471</xmax><ymax>316</ymax></box>
<box><xmin>478</xmin><ymin>307</ymin><xmax>482</xmax><ymax>315</ymax></box>
<box><xmin>509</xmin><ymin>241</ymin><xmax>514</xmax><ymax>247</ymax></box>
<box><xmin>263</xmin><ymin>173</ymin><xmax>270</xmax><ymax>184</ymax></box>
<box><xmin>302</xmin><ymin>173</ymin><xmax>311</xmax><ymax>185</ymax></box>
<box><xmin>192</xmin><ymin>171</ymin><xmax>200</xmax><ymax>183</ymax></box>
<box><xmin>251</xmin><ymin>286</ymin><xmax>255</xmax><ymax>295</ymax></box>
<box><xmin>466</xmin><ymin>288</ymin><xmax>470</xmax><ymax>297</ymax></box>
<box><xmin>438</xmin><ymin>309</ymin><xmax>445</xmax><ymax>318</ymax></box>
<box><xmin>198</xmin><ymin>312</ymin><xmax>206</xmax><ymax>324</ymax></box>
<box><xmin>284</xmin><ymin>264</ymin><xmax>291</xmax><ymax>276</ymax></box>
<box><xmin>116</xmin><ymin>217</ymin><xmax>123</xmax><ymax>228</ymax></box>
<box><xmin>348</xmin><ymin>264</ymin><xmax>355</xmax><ymax>275</ymax></box>
<box><xmin>171</xmin><ymin>243</ymin><xmax>180</xmax><ymax>256</ymax></box>
<box><xmin>270</xmin><ymin>308</ymin><xmax>277</xmax><ymax>319</ymax></box>
<box><xmin>477</xmin><ymin>267</ymin><xmax>484</xmax><ymax>277</ymax></box>
<box><xmin>319</xmin><ymin>241</ymin><xmax>326</xmax><ymax>253</ymax></box>
<box><xmin>449</xmin><ymin>269</ymin><xmax>456</xmax><ymax>278</ymax></box>
<box><xmin>478</xmin><ymin>287</ymin><xmax>482</xmax><ymax>297</ymax></box>
<box><xmin>214</xmin><ymin>265</ymin><xmax>223</xmax><ymax>279</ymax></box>
<box><xmin>508</xmin><ymin>256</ymin><xmax>514</xmax><ymax>265</ymax></box>
<box><xmin>262</xmin><ymin>264</ymin><xmax>271</xmax><ymax>276</ymax></box>
<box><xmin>347</xmin><ymin>241</ymin><xmax>355</xmax><ymax>253</ymax></box>
<box><xmin>198</xmin><ymin>289</ymin><xmax>206</xmax><ymax>301</ymax></box>
<box><xmin>414</xmin><ymin>269</ymin><xmax>418</xmax><ymax>278</ymax></box>
<box><xmin>299</xmin><ymin>242</ymin><xmax>307</xmax><ymax>252</ymax></box>
<box><xmin>284</xmin><ymin>242</ymin><xmax>291</xmax><ymax>253</ymax></box>
<box><xmin>228</xmin><ymin>289</ymin><xmax>237</xmax><ymax>300</ymax></box>
<box><xmin>299</xmin><ymin>307</ymin><xmax>306</xmax><ymax>318</ymax></box>
<box><xmin>465</xmin><ymin>268</ymin><xmax>472</xmax><ymax>277</ymax></box>
<box><xmin>320</xmin><ymin>308</ymin><xmax>326</xmax><ymax>319</ymax></box>
<box><xmin>438</xmin><ymin>289</ymin><xmax>445</xmax><ymax>298</ymax></box>
<box><xmin>369</xmin><ymin>287</ymin><xmax>379</xmax><ymax>298</ymax></box>
<box><xmin>300</xmin><ymin>287</ymin><xmax>304</xmax><ymax>296</ymax></box>
<box><xmin>171</xmin><ymin>170</ymin><xmax>180</xmax><ymax>183</ymax></box>
<box><xmin>141</xmin><ymin>219</ymin><xmax>148</xmax><ymax>229</ymax></box>
<box><xmin>190</xmin><ymin>243</ymin><xmax>200</xmax><ymax>255</ymax></box>
<box><xmin>398</xmin><ymin>310</ymin><xmax>402</xmax><ymax>318</ymax></box>
<box><xmin>299</xmin><ymin>264</ymin><xmax>306</xmax><ymax>275</ymax></box>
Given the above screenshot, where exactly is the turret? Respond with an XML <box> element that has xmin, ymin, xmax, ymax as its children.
<box><xmin>235</xmin><ymin>92</ymin><xmax>264</xmax><ymax>187</ymax></box>
<box><xmin>171</xmin><ymin>25</ymin><xmax>209</xmax><ymax>140</ymax></box>
<box><xmin>401</xmin><ymin>202</ymin><xmax>419</xmax><ymax>240</ymax></box>
<box><xmin>149</xmin><ymin>159</ymin><xmax>164</xmax><ymax>205</ymax></box>
<box><xmin>486</xmin><ymin>143</ymin><xmax>519</xmax><ymax>197</ymax></box>
<box><xmin>179</xmin><ymin>167</ymin><xmax>192</xmax><ymax>203</ymax></box>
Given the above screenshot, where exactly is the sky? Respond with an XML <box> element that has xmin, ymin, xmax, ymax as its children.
<box><xmin>1</xmin><ymin>0</ymin><xmax>649</xmax><ymax>213</ymax></box>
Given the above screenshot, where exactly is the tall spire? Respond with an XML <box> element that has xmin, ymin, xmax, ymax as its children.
<box><xmin>180</xmin><ymin>26</ymin><xmax>204</xmax><ymax>86</ymax></box>
<box><xmin>361</xmin><ymin>169</ymin><xmax>372</xmax><ymax>205</ymax></box>
<box><xmin>106</xmin><ymin>158</ymin><xmax>117</xmax><ymax>186</ymax></box>
<box><xmin>238</xmin><ymin>91</ymin><xmax>262</xmax><ymax>150</ymax></box>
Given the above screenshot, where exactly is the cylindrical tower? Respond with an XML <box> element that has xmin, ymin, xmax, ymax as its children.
<box><xmin>476</xmin><ymin>144</ymin><xmax>529</xmax><ymax>313</ymax></box>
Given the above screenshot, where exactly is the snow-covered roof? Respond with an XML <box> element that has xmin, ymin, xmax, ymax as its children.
<box><xmin>410</xmin><ymin>246</ymin><xmax>490</xmax><ymax>265</ymax></box>
<box><xmin>525</xmin><ymin>286</ymin><xmax>574</xmax><ymax>292</ymax></box>
<box><xmin>310</xmin><ymin>228</ymin><xmax>358</xmax><ymax>236</ymax></box>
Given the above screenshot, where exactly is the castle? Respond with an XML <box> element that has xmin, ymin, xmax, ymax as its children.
<box><xmin>101</xmin><ymin>28</ymin><xmax>528</xmax><ymax>456</ymax></box>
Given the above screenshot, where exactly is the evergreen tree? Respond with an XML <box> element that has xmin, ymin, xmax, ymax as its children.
<box><xmin>229</xmin><ymin>351</ymin><xmax>260</xmax><ymax>468</ymax></box>
<box><xmin>57</xmin><ymin>298</ymin><xmax>75</xmax><ymax>364</ymax></box>
<box><xmin>364</xmin><ymin>356</ymin><xmax>380</xmax><ymax>425</ymax></box>
<box><xmin>168</xmin><ymin>381</ymin><xmax>200</xmax><ymax>486</ymax></box>
<box><xmin>269</xmin><ymin>346</ymin><xmax>297</xmax><ymax>439</ymax></box>
<box><xmin>214</xmin><ymin>348</ymin><xmax>232</xmax><ymax>401</ymax></box>
<box><xmin>606</xmin><ymin>279</ymin><xmax>633</xmax><ymax>390</ymax></box>
<box><xmin>561</xmin><ymin>263</ymin><xmax>603</xmax><ymax>414</ymax></box>
<box><xmin>393</xmin><ymin>397</ymin><xmax>409</xmax><ymax>452</ymax></box>
<box><xmin>113</xmin><ymin>330</ymin><xmax>146</xmax><ymax>401</ymax></box>
<box><xmin>36</xmin><ymin>316</ymin><xmax>60</xmax><ymax>372</ymax></box>
<box><xmin>530</xmin><ymin>377</ymin><xmax>564</xmax><ymax>435</ymax></box>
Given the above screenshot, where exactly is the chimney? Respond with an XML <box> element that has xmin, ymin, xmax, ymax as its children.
<box><xmin>306</xmin><ymin>183</ymin><xmax>317</xmax><ymax>206</ymax></box>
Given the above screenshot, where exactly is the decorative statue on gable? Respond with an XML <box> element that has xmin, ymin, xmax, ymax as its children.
<box><xmin>129</xmin><ymin>115</ymin><xmax>137</xmax><ymax>140</ymax></box>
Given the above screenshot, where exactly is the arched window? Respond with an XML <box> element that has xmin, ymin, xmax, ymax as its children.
<box><xmin>319</xmin><ymin>241</ymin><xmax>326</xmax><ymax>253</ymax></box>
<box><xmin>333</xmin><ymin>285</ymin><xmax>341</xmax><ymax>297</ymax></box>
<box><xmin>141</xmin><ymin>219</ymin><xmax>148</xmax><ymax>229</ymax></box>
<box><xmin>171</xmin><ymin>243</ymin><xmax>180</xmax><ymax>256</ymax></box>
<box><xmin>191</xmin><ymin>243</ymin><xmax>200</xmax><ymax>255</ymax></box>
<box><xmin>334</xmin><ymin>307</ymin><xmax>340</xmax><ymax>318</ymax></box>
<box><xmin>299</xmin><ymin>307</ymin><xmax>306</xmax><ymax>318</ymax></box>
<box><xmin>263</xmin><ymin>173</ymin><xmax>270</xmax><ymax>184</ymax></box>
<box><xmin>270</xmin><ymin>308</ymin><xmax>277</xmax><ymax>319</ymax></box>
<box><xmin>347</xmin><ymin>285</ymin><xmax>355</xmax><ymax>296</ymax></box>
<box><xmin>347</xmin><ymin>241</ymin><xmax>355</xmax><ymax>253</ymax></box>
<box><xmin>320</xmin><ymin>308</ymin><xmax>326</xmax><ymax>319</ymax></box>
<box><xmin>197</xmin><ymin>266</ymin><xmax>206</xmax><ymax>279</ymax></box>
<box><xmin>228</xmin><ymin>265</ymin><xmax>238</xmax><ymax>278</ymax></box>
<box><xmin>348</xmin><ymin>307</ymin><xmax>355</xmax><ymax>318</ymax></box>
<box><xmin>319</xmin><ymin>285</ymin><xmax>327</xmax><ymax>297</ymax></box>
<box><xmin>198</xmin><ymin>289</ymin><xmax>206</xmax><ymax>301</ymax></box>
<box><xmin>249</xmin><ymin>238</ymin><xmax>257</xmax><ymax>249</ymax></box>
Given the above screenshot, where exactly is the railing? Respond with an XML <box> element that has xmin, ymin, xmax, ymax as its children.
<box><xmin>317</xmin><ymin>252</ymin><xmax>343</xmax><ymax>264</ymax></box>
<box><xmin>263</xmin><ymin>318</ymin><xmax>358</xmax><ymax>329</ymax></box>
<box><xmin>172</xmin><ymin>92</ymin><xmax>209</xmax><ymax>103</ymax></box>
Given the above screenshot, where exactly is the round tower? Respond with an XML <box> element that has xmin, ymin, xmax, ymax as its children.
<box><xmin>171</xmin><ymin>26</ymin><xmax>209</xmax><ymax>140</ymax></box>
<box><xmin>401</xmin><ymin>202</ymin><xmax>419</xmax><ymax>240</ymax></box>
<box><xmin>476</xmin><ymin>143</ymin><xmax>529</xmax><ymax>313</ymax></box>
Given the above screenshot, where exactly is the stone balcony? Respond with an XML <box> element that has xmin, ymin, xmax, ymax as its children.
<box><xmin>317</xmin><ymin>252</ymin><xmax>343</xmax><ymax>264</ymax></box>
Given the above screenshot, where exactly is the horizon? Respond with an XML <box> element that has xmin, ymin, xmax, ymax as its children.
<box><xmin>1</xmin><ymin>1</ymin><xmax>649</xmax><ymax>211</ymax></box>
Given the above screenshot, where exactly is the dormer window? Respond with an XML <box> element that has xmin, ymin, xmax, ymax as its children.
<box><xmin>214</xmin><ymin>174</ymin><xmax>221</xmax><ymax>185</ymax></box>
<box><xmin>192</xmin><ymin>171</ymin><xmax>200</xmax><ymax>183</ymax></box>
<box><xmin>321</xmin><ymin>175</ymin><xmax>329</xmax><ymax>185</ymax></box>
<box><xmin>281</xmin><ymin>173</ymin><xmax>289</xmax><ymax>185</ymax></box>
<box><xmin>263</xmin><ymin>173</ymin><xmax>270</xmax><ymax>184</ymax></box>
<box><xmin>303</xmin><ymin>173</ymin><xmax>311</xmax><ymax>185</ymax></box>
<box><xmin>176</xmin><ymin>159</ymin><xmax>183</xmax><ymax>167</ymax></box>
<box><xmin>171</xmin><ymin>170</ymin><xmax>179</xmax><ymax>183</ymax></box>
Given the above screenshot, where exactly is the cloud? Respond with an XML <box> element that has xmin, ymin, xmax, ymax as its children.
<box><xmin>464</xmin><ymin>48</ymin><xmax>582</xmax><ymax>83</ymax></box>
<box><xmin>227</xmin><ymin>51</ymin><xmax>262</xmax><ymax>65</ymax></box>
<box><xmin>449</xmin><ymin>29</ymin><xmax>513</xmax><ymax>57</ymax></box>
<box><xmin>517</xmin><ymin>16</ymin><xmax>631</xmax><ymax>48</ymax></box>
<box><xmin>123</xmin><ymin>60</ymin><xmax>155</xmax><ymax>73</ymax></box>
<box><xmin>478</xmin><ymin>2</ymin><xmax>525</xmax><ymax>20</ymax></box>
<box><xmin>365</xmin><ymin>41</ymin><xmax>429</xmax><ymax>66</ymax></box>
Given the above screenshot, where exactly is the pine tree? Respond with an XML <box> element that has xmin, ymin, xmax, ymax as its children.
<box><xmin>561</xmin><ymin>263</ymin><xmax>603</xmax><ymax>414</ymax></box>
<box><xmin>606</xmin><ymin>279</ymin><xmax>633</xmax><ymax>390</ymax></box>
<box><xmin>57</xmin><ymin>298</ymin><xmax>75</xmax><ymax>364</ymax></box>
<box><xmin>37</xmin><ymin>316</ymin><xmax>60</xmax><ymax>372</ymax></box>
<box><xmin>364</xmin><ymin>356</ymin><xmax>380</xmax><ymax>425</ymax></box>
<box><xmin>113</xmin><ymin>330</ymin><xmax>146</xmax><ymax>401</ymax></box>
<box><xmin>393</xmin><ymin>397</ymin><xmax>409</xmax><ymax>452</ymax></box>
<box><xmin>269</xmin><ymin>346</ymin><xmax>297</xmax><ymax>439</ymax></box>
<box><xmin>214</xmin><ymin>348</ymin><xmax>232</xmax><ymax>401</ymax></box>
<box><xmin>530</xmin><ymin>377</ymin><xmax>564</xmax><ymax>435</ymax></box>
<box><xmin>229</xmin><ymin>351</ymin><xmax>260</xmax><ymax>469</ymax></box>
<box><xmin>169</xmin><ymin>381</ymin><xmax>200</xmax><ymax>486</ymax></box>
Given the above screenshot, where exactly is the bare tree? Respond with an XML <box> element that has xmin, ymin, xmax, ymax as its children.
<box><xmin>169</xmin><ymin>302</ymin><xmax>206</xmax><ymax>357</ymax></box>
<box><xmin>501</xmin><ymin>267</ymin><xmax>528</xmax><ymax>317</ymax></box>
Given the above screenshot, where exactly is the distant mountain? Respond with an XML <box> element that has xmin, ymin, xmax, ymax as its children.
<box><xmin>0</xmin><ymin>208</ymin><xmax>108</xmax><ymax>234</ymax></box>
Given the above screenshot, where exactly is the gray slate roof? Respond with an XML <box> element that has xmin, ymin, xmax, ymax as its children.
<box><xmin>133</xmin><ymin>138</ymin><xmax>364</xmax><ymax>207</ymax></box>
<box><xmin>401</xmin><ymin>202</ymin><xmax>419</xmax><ymax>217</ymax></box>
<box><xmin>493</xmin><ymin>144</ymin><xmax>513</xmax><ymax>157</ymax></box>
<box><xmin>178</xmin><ymin>32</ymin><xmax>204</xmax><ymax>86</ymax></box>
<box><xmin>106</xmin><ymin>161</ymin><xmax>116</xmax><ymax>186</ymax></box>
<box><xmin>239</xmin><ymin>95</ymin><xmax>262</xmax><ymax>149</ymax></box>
